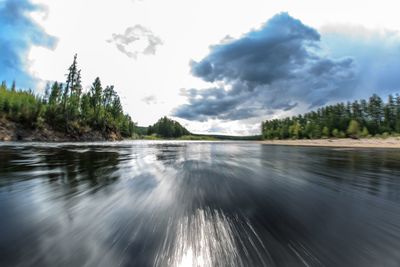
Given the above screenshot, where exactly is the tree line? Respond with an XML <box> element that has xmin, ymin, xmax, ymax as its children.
<box><xmin>262</xmin><ymin>94</ymin><xmax>400</xmax><ymax>140</ymax></box>
<box><xmin>0</xmin><ymin>55</ymin><xmax>136</xmax><ymax>138</ymax></box>
<box><xmin>147</xmin><ymin>116</ymin><xmax>190</xmax><ymax>138</ymax></box>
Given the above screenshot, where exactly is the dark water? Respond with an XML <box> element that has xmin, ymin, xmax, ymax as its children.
<box><xmin>1</xmin><ymin>141</ymin><xmax>400</xmax><ymax>267</ymax></box>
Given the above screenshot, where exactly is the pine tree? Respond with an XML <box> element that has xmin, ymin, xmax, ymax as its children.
<box><xmin>89</xmin><ymin>77</ymin><xmax>103</xmax><ymax>128</ymax></box>
<box><xmin>11</xmin><ymin>81</ymin><xmax>16</xmax><ymax>92</ymax></box>
<box><xmin>368</xmin><ymin>94</ymin><xmax>384</xmax><ymax>134</ymax></box>
<box><xmin>0</xmin><ymin>81</ymin><xmax>6</xmax><ymax>90</ymax></box>
<box><xmin>396</xmin><ymin>94</ymin><xmax>400</xmax><ymax>132</ymax></box>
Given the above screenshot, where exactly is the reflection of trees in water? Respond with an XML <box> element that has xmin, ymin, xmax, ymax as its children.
<box><xmin>153</xmin><ymin>144</ymin><xmax>186</xmax><ymax>166</ymax></box>
<box><xmin>0</xmin><ymin>146</ymin><xmax>124</xmax><ymax>193</ymax></box>
<box><xmin>0</xmin><ymin>147</ymin><xmax>46</xmax><ymax>189</ymax></box>
<box><xmin>0</xmin><ymin>148</ymin><xmax>38</xmax><ymax>175</ymax></box>
<box><xmin>42</xmin><ymin>146</ymin><xmax>122</xmax><ymax>190</ymax></box>
<box><xmin>0</xmin><ymin>149</ymin><xmax>20</xmax><ymax>176</ymax></box>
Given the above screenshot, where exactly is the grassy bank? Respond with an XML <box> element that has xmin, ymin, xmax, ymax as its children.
<box><xmin>140</xmin><ymin>134</ymin><xmax>261</xmax><ymax>141</ymax></box>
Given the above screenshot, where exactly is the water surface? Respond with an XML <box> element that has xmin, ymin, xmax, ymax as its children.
<box><xmin>1</xmin><ymin>141</ymin><xmax>400</xmax><ymax>266</ymax></box>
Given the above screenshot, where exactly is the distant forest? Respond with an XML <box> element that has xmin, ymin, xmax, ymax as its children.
<box><xmin>262</xmin><ymin>94</ymin><xmax>400</xmax><ymax>140</ymax></box>
<box><xmin>0</xmin><ymin>55</ymin><xmax>189</xmax><ymax>139</ymax></box>
<box><xmin>147</xmin><ymin>117</ymin><xmax>190</xmax><ymax>138</ymax></box>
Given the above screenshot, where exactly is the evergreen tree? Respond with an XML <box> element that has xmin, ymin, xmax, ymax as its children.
<box><xmin>368</xmin><ymin>94</ymin><xmax>384</xmax><ymax>134</ymax></box>
<box><xmin>0</xmin><ymin>81</ymin><xmax>6</xmax><ymax>90</ymax></box>
<box><xmin>11</xmin><ymin>81</ymin><xmax>16</xmax><ymax>92</ymax></box>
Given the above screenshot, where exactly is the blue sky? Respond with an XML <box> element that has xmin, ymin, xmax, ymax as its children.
<box><xmin>0</xmin><ymin>0</ymin><xmax>56</xmax><ymax>89</ymax></box>
<box><xmin>1</xmin><ymin>0</ymin><xmax>400</xmax><ymax>134</ymax></box>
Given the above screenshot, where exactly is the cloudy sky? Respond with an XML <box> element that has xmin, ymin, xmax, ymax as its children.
<box><xmin>1</xmin><ymin>0</ymin><xmax>400</xmax><ymax>135</ymax></box>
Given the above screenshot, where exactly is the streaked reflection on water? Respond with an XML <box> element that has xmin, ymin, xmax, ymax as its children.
<box><xmin>0</xmin><ymin>141</ymin><xmax>400</xmax><ymax>267</ymax></box>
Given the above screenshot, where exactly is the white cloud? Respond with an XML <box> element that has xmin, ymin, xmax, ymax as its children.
<box><xmin>108</xmin><ymin>25</ymin><xmax>163</xmax><ymax>59</ymax></box>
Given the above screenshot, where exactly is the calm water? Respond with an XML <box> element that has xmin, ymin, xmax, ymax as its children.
<box><xmin>0</xmin><ymin>141</ymin><xmax>400</xmax><ymax>267</ymax></box>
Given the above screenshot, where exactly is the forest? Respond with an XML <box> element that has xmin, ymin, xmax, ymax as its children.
<box><xmin>0</xmin><ymin>55</ymin><xmax>136</xmax><ymax>138</ymax></box>
<box><xmin>262</xmin><ymin>94</ymin><xmax>400</xmax><ymax>140</ymax></box>
<box><xmin>147</xmin><ymin>116</ymin><xmax>190</xmax><ymax>138</ymax></box>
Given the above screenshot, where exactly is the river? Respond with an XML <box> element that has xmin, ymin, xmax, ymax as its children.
<box><xmin>0</xmin><ymin>141</ymin><xmax>400</xmax><ymax>266</ymax></box>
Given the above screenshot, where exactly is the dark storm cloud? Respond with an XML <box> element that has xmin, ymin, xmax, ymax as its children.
<box><xmin>174</xmin><ymin>13</ymin><xmax>355</xmax><ymax>121</ymax></box>
<box><xmin>0</xmin><ymin>0</ymin><xmax>57</xmax><ymax>88</ymax></box>
<box><xmin>109</xmin><ymin>25</ymin><xmax>163</xmax><ymax>59</ymax></box>
<box><xmin>191</xmin><ymin>13</ymin><xmax>320</xmax><ymax>84</ymax></box>
<box><xmin>174</xmin><ymin>84</ymin><xmax>298</xmax><ymax>122</ymax></box>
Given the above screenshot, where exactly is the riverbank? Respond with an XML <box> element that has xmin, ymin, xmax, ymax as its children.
<box><xmin>260</xmin><ymin>137</ymin><xmax>400</xmax><ymax>148</ymax></box>
<box><xmin>0</xmin><ymin>117</ymin><xmax>121</xmax><ymax>142</ymax></box>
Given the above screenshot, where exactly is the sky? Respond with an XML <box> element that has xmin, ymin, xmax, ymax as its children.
<box><xmin>1</xmin><ymin>0</ymin><xmax>400</xmax><ymax>135</ymax></box>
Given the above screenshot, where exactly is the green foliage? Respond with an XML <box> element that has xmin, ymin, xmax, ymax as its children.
<box><xmin>360</xmin><ymin>127</ymin><xmax>369</xmax><ymax>138</ymax></box>
<box><xmin>178</xmin><ymin>135</ymin><xmax>218</xmax><ymax>141</ymax></box>
<box><xmin>0</xmin><ymin>81</ymin><xmax>42</xmax><ymax>127</ymax></box>
<box><xmin>332</xmin><ymin>129</ymin><xmax>339</xmax><ymax>138</ymax></box>
<box><xmin>322</xmin><ymin>126</ymin><xmax>330</xmax><ymax>138</ymax></box>
<box><xmin>143</xmin><ymin>135</ymin><xmax>162</xmax><ymax>140</ymax></box>
<box><xmin>0</xmin><ymin>55</ymin><xmax>137</xmax><ymax>138</ymax></box>
<box><xmin>347</xmin><ymin>120</ymin><xmax>360</xmax><ymax>138</ymax></box>
<box><xmin>147</xmin><ymin>116</ymin><xmax>190</xmax><ymax>138</ymax></box>
<box><xmin>382</xmin><ymin>132</ymin><xmax>390</xmax><ymax>139</ymax></box>
<box><xmin>262</xmin><ymin>93</ymin><xmax>400</xmax><ymax>139</ymax></box>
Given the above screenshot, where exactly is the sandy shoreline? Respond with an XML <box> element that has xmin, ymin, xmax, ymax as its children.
<box><xmin>259</xmin><ymin>137</ymin><xmax>400</xmax><ymax>148</ymax></box>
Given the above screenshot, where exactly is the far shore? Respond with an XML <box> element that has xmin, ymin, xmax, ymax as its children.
<box><xmin>260</xmin><ymin>137</ymin><xmax>400</xmax><ymax>148</ymax></box>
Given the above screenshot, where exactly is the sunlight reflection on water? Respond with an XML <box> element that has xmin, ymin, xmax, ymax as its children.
<box><xmin>155</xmin><ymin>208</ymin><xmax>269</xmax><ymax>267</ymax></box>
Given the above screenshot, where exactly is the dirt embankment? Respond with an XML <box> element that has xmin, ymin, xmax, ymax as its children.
<box><xmin>0</xmin><ymin>117</ymin><xmax>122</xmax><ymax>142</ymax></box>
